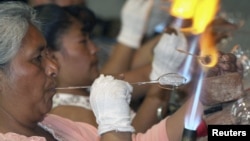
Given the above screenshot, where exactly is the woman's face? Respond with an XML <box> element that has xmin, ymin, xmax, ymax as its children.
<box><xmin>54</xmin><ymin>17</ymin><xmax>99</xmax><ymax>87</ymax></box>
<box><xmin>0</xmin><ymin>24</ymin><xmax>58</xmax><ymax>124</ymax></box>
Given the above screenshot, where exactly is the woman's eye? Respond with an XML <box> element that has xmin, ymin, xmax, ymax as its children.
<box><xmin>33</xmin><ymin>50</ymin><xmax>47</xmax><ymax>64</ymax></box>
<box><xmin>80</xmin><ymin>39</ymin><xmax>88</xmax><ymax>44</ymax></box>
<box><xmin>34</xmin><ymin>55</ymin><xmax>43</xmax><ymax>64</ymax></box>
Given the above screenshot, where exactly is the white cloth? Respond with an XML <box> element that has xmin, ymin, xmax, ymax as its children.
<box><xmin>52</xmin><ymin>92</ymin><xmax>136</xmax><ymax>119</ymax></box>
<box><xmin>117</xmin><ymin>0</ymin><xmax>153</xmax><ymax>48</ymax></box>
<box><xmin>150</xmin><ymin>29</ymin><xmax>188</xmax><ymax>80</ymax></box>
<box><xmin>90</xmin><ymin>74</ymin><xmax>135</xmax><ymax>135</ymax></box>
<box><xmin>53</xmin><ymin>93</ymin><xmax>92</xmax><ymax>110</ymax></box>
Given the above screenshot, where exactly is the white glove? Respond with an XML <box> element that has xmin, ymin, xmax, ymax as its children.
<box><xmin>150</xmin><ymin>29</ymin><xmax>188</xmax><ymax>80</ymax></box>
<box><xmin>90</xmin><ymin>74</ymin><xmax>135</xmax><ymax>135</ymax></box>
<box><xmin>117</xmin><ymin>0</ymin><xmax>153</xmax><ymax>48</ymax></box>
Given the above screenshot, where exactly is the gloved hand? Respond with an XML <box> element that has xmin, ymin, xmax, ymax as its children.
<box><xmin>90</xmin><ymin>74</ymin><xmax>135</xmax><ymax>135</ymax></box>
<box><xmin>150</xmin><ymin>29</ymin><xmax>188</xmax><ymax>80</ymax></box>
<box><xmin>117</xmin><ymin>0</ymin><xmax>153</xmax><ymax>49</ymax></box>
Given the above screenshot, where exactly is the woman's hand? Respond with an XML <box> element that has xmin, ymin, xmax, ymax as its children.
<box><xmin>117</xmin><ymin>0</ymin><xmax>153</xmax><ymax>48</ymax></box>
<box><xmin>90</xmin><ymin>74</ymin><xmax>135</xmax><ymax>135</ymax></box>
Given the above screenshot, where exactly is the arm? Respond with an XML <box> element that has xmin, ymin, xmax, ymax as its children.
<box><xmin>89</xmin><ymin>74</ymin><xmax>202</xmax><ymax>141</ymax></box>
<box><xmin>131</xmin><ymin>35</ymin><xmax>161</xmax><ymax>70</ymax></box>
<box><xmin>102</xmin><ymin>35</ymin><xmax>161</xmax><ymax>99</ymax></box>
<box><xmin>101</xmin><ymin>35</ymin><xmax>159</xmax><ymax>74</ymax></box>
<box><xmin>165</xmin><ymin>97</ymin><xmax>191</xmax><ymax>141</ymax></box>
<box><xmin>101</xmin><ymin>0</ymin><xmax>153</xmax><ymax>74</ymax></box>
<box><xmin>132</xmin><ymin>85</ymin><xmax>170</xmax><ymax>133</ymax></box>
<box><xmin>101</xmin><ymin>43</ymin><xmax>136</xmax><ymax>74</ymax></box>
<box><xmin>123</xmin><ymin>64</ymin><xmax>151</xmax><ymax>100</ymax></box>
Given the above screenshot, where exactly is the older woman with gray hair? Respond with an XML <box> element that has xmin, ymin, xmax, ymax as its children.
<box><xmin>0</xmin><ymin>1</ymin><xmax>133</xmax><ymax>141</ymax></box>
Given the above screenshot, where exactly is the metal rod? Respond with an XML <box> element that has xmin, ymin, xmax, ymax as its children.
<box><xmin>176</xmin><ymin>48</ymin><xmax>211</xmax><ymax>63</ymax></box>
<box><xmin>55</xmin><ymin>86</ymin><xmax>91</xmax><ymax>90</ymax></box>
<box><xmin>55</xmin><ymin>73</ymin><xmax>186</xmax><ymax>90</ymax></box>
<box><xmin>55</xmin><ymin>81</ymin><xmax>159</xmax><ymax>90</ymax></box>
<box><xmin>176</xmin><ymin>48</ymin><xmax>204</xmax><ymax>59</ymax></box>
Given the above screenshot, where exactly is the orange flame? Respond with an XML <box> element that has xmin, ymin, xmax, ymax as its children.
<box><xmin>199</xmin><ymin>28</ymin><xmax>219</xmax><ymax>68</ymax></box>
<box><xmin>195</xmin><ymin>0</ymin><xmax>219</xmax><ymax>68</ymax></box>
<box><xmin>170</xmin><ymin>0</ymin><xmax>198</xmax><ymax>19</ymax></box>
<box><xmin>171</xmin><ymin>0</ymin><xmax>220</xmax><ymax>68</ymax></box>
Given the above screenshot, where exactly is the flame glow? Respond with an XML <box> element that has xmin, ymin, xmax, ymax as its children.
<box><xmin>170</xmin><ymin>0</ymin><xmax>198</xmax><ymax>19</ymax></box>
<box><xmin>199</xmin><ymin>29</ymin><xmax>219</xmax><ymax>68</ymax></box>
<box><xmin>178</xmin><ymin>36</ymin><xmax>200</xmax><ymax>83</ymax></box>
<box><xmin>185</xmin><ymin>70</ymin><xmax>204</xmax><ymax>130</ymax></box>
<box><xmin>192</xmin><ymin>0</ymin><xmax>219</xmax><ymax>34</ymax></box>
<box><xmin>180</xmin><ymin>0</ymin><xmax>220</xmax><ymax>132</ymax></box>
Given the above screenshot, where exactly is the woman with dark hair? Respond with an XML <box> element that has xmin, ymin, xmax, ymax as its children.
<box><xmin>34</xmin><ymin>3</ymin><xmax>172</xmax><ymax>133</ymax></box>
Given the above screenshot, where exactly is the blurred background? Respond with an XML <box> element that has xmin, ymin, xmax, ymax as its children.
<box><xmin>87</xmin><ymin>0</ymin><xmax>250</xmax><ymax>89</ymax></box>
<box><xmin>86</xmin><ymin>0</ymin><xmax>250</xmax><ymax>38</ymax></box>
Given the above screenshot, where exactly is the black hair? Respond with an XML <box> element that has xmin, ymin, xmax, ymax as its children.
<box><xmin>34</xmin><ymin>4</ymin><xmax>96</xmax><ymax>51</ymax></box>
<box><xmin>34</xmin><ymin>4</ymin><xmax>73</xmax><ymax>51</ymax></box>
<box><xmin>63</xmin><ymin>5</ymin><xmax>96</xmax><ymax>34</ymax></box>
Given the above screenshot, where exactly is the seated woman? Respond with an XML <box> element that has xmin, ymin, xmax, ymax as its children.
<box><xmin>34</xmin><ymin>1</ymin><xmax>244</xmax><ymax>132</ymax></box>
<box><xmin>0</xmin><ymin>2</ymin><xmax>204</xmax><ymax>141</ymax></box>
<box><xmin>34</xmin><ymin>3</ymin><xmax>174</xmax><ymax>133</ymax></box>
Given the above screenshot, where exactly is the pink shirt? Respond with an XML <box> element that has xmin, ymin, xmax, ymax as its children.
<box><xmin>0</xmin><ymin>114</ymin><xmax>168</xmax><ymax>141</ymax></box>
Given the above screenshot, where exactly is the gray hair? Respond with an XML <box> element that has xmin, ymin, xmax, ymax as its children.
<box><xmin>0</xmin><ymin>1</ymin><xmax>41</xmax><ymax>68</ymax></box>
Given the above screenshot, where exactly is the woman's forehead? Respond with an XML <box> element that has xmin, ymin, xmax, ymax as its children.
<box><xmin>21</xmin><ymin>24</ymin><xmax>46</xmax><ymax>52</ymax></box>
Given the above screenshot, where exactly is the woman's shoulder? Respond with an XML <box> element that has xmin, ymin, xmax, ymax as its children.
<box><xmin>0</xmin><ymin>132</ymin><xmax>46</xmax><ymax>141</ymax></box>
<box><xmin>41</xmin><ymin>114</ymin><xmax>96</xmax><ymax>129</ymax></box>
<box><xmin>50</xmin><ymin>106</ymin><xmax>98</xmax><ymax>127</ymax></box>
<box><xmin>40</xmin><ymin>114</ymin><xmax>99</xmax><ymax>141</ymax></box>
